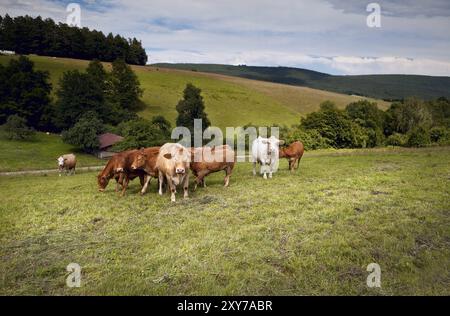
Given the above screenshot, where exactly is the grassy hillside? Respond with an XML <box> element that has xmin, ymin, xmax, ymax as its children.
<box><xmin>0</xmin><ymin>131</ymin><xmax>102</xmax><ymax>172</ymax></box>
<box><xmin>0</xmin><ymin>55</ymin><xmax>389</xmax><ymax>130</ymax></box>
<box><xmin>1</xmin><ymin>146</ymin><xmax>448</xmax><ymax>295</ymax></box>
<box><xmin>153</xmin><ymin>63</ymin><xmax>450</xmax><ymax>101</ymax></box>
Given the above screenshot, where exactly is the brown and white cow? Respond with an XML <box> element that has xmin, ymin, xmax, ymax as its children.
<box><xmin>279</xmin><ymin>141</ymin><xmax>304</xmax><ymax>172</ymax></box>
<box><xmin>97</xmin><ymin>150</ymin><xmax>147</xmax><ymax>196</ymax></box>
<box><xmin>190</xmin><ymin>145</ymin><xmax>235</xmax><ymax>189</ymax></box>
<box><xmin>57</xmin><ymin>154</ymin><xmax>77</xmax><ymax>176</ymax></box>
<box><xmin>155</xmin><ymin>143</ymin><xmax>191</xmax><ymax>202</ymax></box>
<box><xmin>129</xmin><ymin>147</ymin><xmax>160</xmax><ymax>195</ymax></box>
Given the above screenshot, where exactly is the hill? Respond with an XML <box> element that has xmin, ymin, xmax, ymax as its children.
<box><xmin>152</xmin><ymin>63</ymin><xmax>450</xmax><ymax>101</ymax></box>
<box><xmin>0</xmin><ymin>55</ymin><xmax>389</xmax><ymax>130</ymax></box>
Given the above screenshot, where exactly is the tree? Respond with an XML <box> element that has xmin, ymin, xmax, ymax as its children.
<box><xmin>62</xmin><ymin>112</ymin><xmax>103</xmax><ymax>152</ymax></box>
<box><xmin>301</xmin><ymin>101</ymin><xmax>368</xmax><ymax>148</ymax></box>
<box><xmin>55</xmin><ymin>70</ymin><xmax>104</xmax><ymax>130</ymax></box>
<box><xmin>0</xmin><ymin>56</ymin><xmax>52</xmax><ymax>129</ymax></box>
<box><xmin>385</xmin><ymin>98</ymin><xmax>432</xmax><ymax>135</ymax></box>
<box><xmin>346</xmin><ymin>100</ymin><xmax>385</xmax><ymax>147</ymax></box>
<box><xmin>2</xmin><ymin>115</ymin><xmax>35</xmax><ymax>140</ymax></box>
<box><xmin>151</xmin><ymin>115</ymin><xmax>172</xmax><ymax>138</ymax></box>
<box><xmin>110</xmin><ymin>59</ymin><xmax>143</xmax><ymax>111</ymax></box>
<box><xmin>176</xmin><ymin>83</ymin><xmax>211</xmax><ymax>145</ymax></box>
<box><xmin>113</xmin><ymin>118</ymin><xmax>168</xmax><ymax>151</ymax></box>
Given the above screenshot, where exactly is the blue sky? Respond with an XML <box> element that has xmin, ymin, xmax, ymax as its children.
<box><xmin>1</xmin><ymin>0</ymin><xmax>450</xmax><ymax>76</ymax></box>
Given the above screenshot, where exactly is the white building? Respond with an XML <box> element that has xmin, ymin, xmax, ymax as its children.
<box><xmin>0</xmin><ymin>50</ymin><xmax>15</xmax><ymax>55</ymax></box>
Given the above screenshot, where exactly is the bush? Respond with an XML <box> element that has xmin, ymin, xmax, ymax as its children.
<box><xmin>2</xmin><ymin>115</ymin><xmax>35</xmax><ymax>140</ymax></box>
<box><xmin>430</xmin><ymin>127</ymin><xmax>450</xmax><ymax>145</ymax></box>
<box><xmin>386</xmin><ymin>133</ymin><xmax>407</xmax><ymax>147</ymax></box>
<box><xmin>113</xmin><ymin>118</ymin><xmax>169</xmax><ymax>151</ymax></box>
<box><xmin>407</xmin><ymin>126</ymin><xmax>431</xmax><ymax>147</ymax></box>
<box><xmin>61</xmin><ymin>112</ymin><xmax>103</xmax><ymax>153</ymax></box>
<box><xmin>287</xmin><ymin>128</ymin><xmax>331</xmax><ymax>150</ymax></box>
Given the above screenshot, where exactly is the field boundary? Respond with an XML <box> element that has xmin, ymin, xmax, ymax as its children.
<box><xmin>0</xmin><ymin>166</ymin><xmax>104</xmax><ymax>177</ymax></box>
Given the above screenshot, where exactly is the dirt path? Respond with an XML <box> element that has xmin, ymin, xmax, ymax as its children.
<box><xmin>0</xmin><ymin>166</ymin><xmax>104</xmax><ymax>177</ymax></box>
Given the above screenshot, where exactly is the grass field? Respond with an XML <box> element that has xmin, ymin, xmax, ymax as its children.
<box><xmin>0</xmin><ymin>146</ymin><xmax>448</xmax><ymax>295</ymax></box>
<box><xmin>0</xmin><ymin>131</ymin><xmax>102</xmax><ymax>172</ymax></box>
<box><xmin>0</xmin><ymin>55</ymin><xmax>389</xmax><ymax>130</ymax></box>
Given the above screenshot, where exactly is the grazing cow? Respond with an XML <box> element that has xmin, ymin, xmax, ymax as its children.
<box><xmin>156</xmin><ymin>143</ymin><xmax>191</xmax><ymax>202</ymax></box>
<box><xmin>280</xmin><ymin>141</ymin><xmax>305</xmax><ymax>172</ymax></box>
<box><xmin>251</xmin><ymin>136</ymin><xmax>284</xmax><ymax>179</ymax></box>
<box><xmin>190</xmin><ymin>145</ymin><xmax>235</xmax><ymax>189</ymax></box>
<box><xmin>97</xmin><ymin>150</ymin><xmax>147</xmax><ymax>195</ymax></box>
<box><xmin>129</xmin><ymin>147</ymin><xmax>160</xmax><ymax>195</ymax></box>
<box><xmin>57</xmin><ymin>154</ymin><xmax>77</xmax><ymax>176</ymax></box>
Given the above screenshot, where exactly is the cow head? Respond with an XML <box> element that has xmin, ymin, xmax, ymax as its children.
<box><xmin>163</xmin><ymin>147</ymin><xmax>190</xmax><ymax>175</ymax></box>
<box><xmin>131</xmin><ymin>149</ymin><xmax>147</xmax><ymax>170</ymax></box>
<box><xmin>57</xmin><ymin>156</ymin><xmax>65</xmax><ymax>170</ymax></box>
<box><xmin>262</xmin><ymin>136</ymin><xmax>285</xmax><ymax>156</ymax></box>
<box><xmin>97</xmin><ymin>174</ymin><xmax>109</xmax><ymax>192</ymax></box>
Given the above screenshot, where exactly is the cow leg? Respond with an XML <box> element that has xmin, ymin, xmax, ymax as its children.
<box><xmin>183</xmin><ymin>173</ymin><xmax>189</xmax><ymax>199</ymax></box>
<box><xmin>158</xmin><ymin>173</ymin><xmax>165</xmax><ymax>196</ymax></box>
<box><xmin>120</xmin><ymin>175</ymin><xmax>130</xmax><ymax>197</ymax></box>
<box><xmin>224</xmin><ymin>167</ymin><xmax>231</xmax><ymax>187</ymax></box>
<box><xmin>289</xmin><ymin>158</ymin><xmax>295</xmax><ymax>172</ymax></box>
<box><xmin>295</xmin><ymin>157</ymin><xmax>301</xmax><ymax>170</ymax></box>
<box><xmin>253</xmin><ymin>162</ymin><xmax>257</xmax><ymax>176</ymax></box>
<box><xmin>141</xmin><ymin>175</ymin><xmax>151</xmax><ymax>195</ymax></box>
<box><xmin>166</xmin><ymin>175</ymin><xmax>176</xmax><ymax>202</ymax></box>
<box><xmin>269</xmin><ymin>163</ymin><xmax>273</xmax><ymax>179</ymax></box>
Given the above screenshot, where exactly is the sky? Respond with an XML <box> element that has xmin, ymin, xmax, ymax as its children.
<box><xmin>1</xmin><ymin>0</ymin><xmax>450</xmax><ymax>76</ymax></box>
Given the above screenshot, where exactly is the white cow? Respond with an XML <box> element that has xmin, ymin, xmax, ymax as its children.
<box><xmin>57</xmin><ymin>154</ymin><xmax>77</xmax><ymax>176</ymax></box>
<box><xmin>251</xmin><ymin>136</ymin><xmax>284</xmax><ymax>179</ymax></box>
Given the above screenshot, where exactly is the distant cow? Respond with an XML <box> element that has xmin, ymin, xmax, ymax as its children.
<box><xmin>57</xmin><ymin>154</ymin><xmax>77</xmax><ymax>176</ymax></box>
<box><xmin>251</xmin><ymin>136</ymin><xmax>284</xmax><ymax>179</ymax></box>
<box><xmin>97</xmin><ymin>150</ymin><xmax>147</xmax><ymax>196</ymax></box>
<box><xmin>129</xmin><ymin>147</ymin><xmax>160</xmax><ymax>195</ymax></box>
<box><xmin>280</xmin><ymin>141</ymin><xmax>304</xmax><ymax>172</ymax></box>
<box><xmin>190</xmin><ymin>145</ymin><xmax>235</xmax><ymax>189</ymax></box>
<box><xmin>156</xmin><ymin>143</ymin><xmax>191</xmax><ymax>202</ymax></box>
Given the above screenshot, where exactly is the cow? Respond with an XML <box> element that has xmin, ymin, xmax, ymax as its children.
<box><xmin>129</xmin><ymin>147</ymin><xmax>160</xmax><ymax>195</ymax></box>
<box><xmin>155</xmin><ymin>143</ymin><xmax>191</xmax><ymax>202</ymax></box>
<box><xmin>97</xmin><ymin>150</ymin><xmax>147</xmax><ymax>196</ymax></box>
<box><xmin>251</xmin><ymin>136</ymin><xmax>284</xmax><ymax>179</ymax></box>
<box><xmin>279</xmin><ymin>141</ymin><xmax>305</xmax><ymax>172</ymax></box>
<box><xmin>190</xmin><ymin>145</ymin><xmax>235</xmax><ymax>189</ymax></box>
<box><xmin>57</xmin><ymin>154</ymin><xmax>77</xmax><ymax>176</ymax></box>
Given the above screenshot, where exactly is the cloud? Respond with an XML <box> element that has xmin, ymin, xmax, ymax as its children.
<box><xmin>0</xmin><ymin>0</ymin><xmax>449</xmax><ymax>76</ymax></box>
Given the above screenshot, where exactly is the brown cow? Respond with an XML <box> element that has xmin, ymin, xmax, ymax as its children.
<box><xmin>190</xmin><ymin>145</ymin><xmax>235</xmax><ymax>189</ymax></box>
<box><xmin>155</xmin><ymin>143</ymin><xmax>191</xmax><ymax>202</ymax></box>
<box><xmin>129</xmin><ymin>147</ymin><xmax>160</xmax><ymax>195</ymax></box>
<box><xmin>97</xmin><ymin>150</ymin><xmax>147</xmax><ymax>196</ymax></box>
<box><xmin>279</xmin><ymin>141</ymin><xmax>304</xmax><ymax>172</ymax></box>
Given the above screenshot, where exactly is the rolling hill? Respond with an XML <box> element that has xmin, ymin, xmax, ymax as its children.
<box><xmin>0</xmin><ymin>55</ymin><xmax>389</xmax><ymax>129</ymax></box>
<box><xmin>153</xmin><ymin>63</ymin><xmax>450</xmax><ymax>101</ymax></box>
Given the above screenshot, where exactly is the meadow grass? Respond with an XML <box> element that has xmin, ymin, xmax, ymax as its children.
<box><xmin>0</xmin><ymin>55</ymin><xmax>389</xmax><ymax>130</ymax></box>
<box><xmin>0</xmin><ymin>131</ymin><xmax>102</xmax><ymax>172</ymax></box>
<box><xmin>0</xmin><ymin>146</ymin><xmax>448</xmax><ymax>295</ymax></box>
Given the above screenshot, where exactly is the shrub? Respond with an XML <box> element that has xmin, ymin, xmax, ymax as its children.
<box><xmin>430</xmin><ymin>127</ymin><xmax>450</xmax><ymax>145</ymax></box>
<box><xmin>285</xmin><ymin>128</ymin><xmax>331</xmax><ymax>150</ymax></box>
<box><xmin>386</xmin><ymin>133</ymin><xmax>407</xmax><ymax>147</ymax></box>
<box><xmin>61</xmin><ymin>112</ymin><xmax>103</xmax><ymax>153</ymax></box>
<box><xmin>406</xmin><ymin>126</ymin><xmax>431</xmax><ymax>147</ymax></box>
<box><xmin>113</xmin><ymin>118</ymin><xmax>169</xmax><ymax>151</ymax></box>
<box><xmin>2</xmin><ymin>115</ymin><xmax>35</xmax><ymax>140</ymax></box>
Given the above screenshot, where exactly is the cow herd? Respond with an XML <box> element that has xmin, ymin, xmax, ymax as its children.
<box><xmin>58</xmin><ymin>137</ymin><xmax>305</xmax><ymax>202</ymax></box>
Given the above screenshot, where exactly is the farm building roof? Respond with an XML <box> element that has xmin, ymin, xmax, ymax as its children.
<box><xmin>98</xmin><ymin>133</ymin><xmax>124</xmax><ymax>150</ymax></box>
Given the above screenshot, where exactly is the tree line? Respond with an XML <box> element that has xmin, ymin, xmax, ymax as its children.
<box><xmin>280</xmin><ymin>97</ymin><xmax>450</xmax><ymax>149</ymax></box>
<box><xmin>0</xmin><ymin>15</ymin><xmax>148</xmax><ymax>65</ymax></box>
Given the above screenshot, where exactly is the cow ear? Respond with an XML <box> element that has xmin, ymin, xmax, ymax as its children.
<box><xmin>163</xmin><ymin>153</ymin><xmax>172</xmax><ymax>159</ymax></box>
<box><xmin>279</xmin><ymin>140</ymin><xmax>286</xmax><ymax>146</ymax></box>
